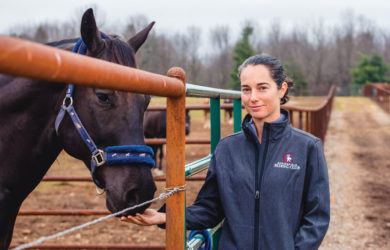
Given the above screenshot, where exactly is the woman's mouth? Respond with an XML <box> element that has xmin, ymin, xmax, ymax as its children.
<box><xmin>250</xmin><ymin>105</ymin><xmax>263</xmax><ymax>111</ymax></box>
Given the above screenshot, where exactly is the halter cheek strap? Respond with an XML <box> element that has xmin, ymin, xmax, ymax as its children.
<box><xmin>54</xmin><ymin>34</ymin><xmax>155</xmax><ymax>189</ymax></box>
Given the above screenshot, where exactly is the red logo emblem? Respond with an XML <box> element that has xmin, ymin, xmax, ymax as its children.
<box><xmin>283</xmin><ymin>153</ymin><xmax>294</xmax><ymax>163</ymax></box>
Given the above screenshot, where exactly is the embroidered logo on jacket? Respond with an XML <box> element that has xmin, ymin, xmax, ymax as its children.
<box><xmin>274</xmin><ymin>153</ymin><xmax>301</xmax><ymax>170</ymax></box>
<box><xmin>283</xmin><ymin>153</ymin><xmax>293</xmax><ymax>163</ymax></box>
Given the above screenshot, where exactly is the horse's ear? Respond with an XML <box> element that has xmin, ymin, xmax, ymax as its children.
<box><xmin>128</xmin><ymin>22</ymin><xmax>155</xmax><ymax>53</ymax></box>
<box><xmin>81</xmin><ymin>8</ymin><xmax>104</xmax><ymax>53</ymax></box>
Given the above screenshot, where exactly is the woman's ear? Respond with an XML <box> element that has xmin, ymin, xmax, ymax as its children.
<box><xmin>279</xmin><ymin>82</ymin><xmax>288</xmax><ymax>98</ymax></box>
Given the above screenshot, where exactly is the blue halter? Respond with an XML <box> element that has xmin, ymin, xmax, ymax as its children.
<box><xmin>54</xmin><ymin>33</ymin><xmax>155</xmax><ymax>189</ymax></box>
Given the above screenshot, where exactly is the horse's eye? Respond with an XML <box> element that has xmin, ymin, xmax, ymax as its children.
<box><xmin>96</xmin><ymin>93</ymin><xmax>110</xmax><ymax>104</ymax></box>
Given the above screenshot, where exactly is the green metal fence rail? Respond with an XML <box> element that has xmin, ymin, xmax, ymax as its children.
<box><xmin>184</xmin><ymin>84</ymin><xmax>241</xmax><ymax>250</ymax></box>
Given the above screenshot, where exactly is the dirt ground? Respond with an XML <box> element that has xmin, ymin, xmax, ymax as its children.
<box><xmin>320</xmin><ymin>97</ymin><xmax>390</xmax><ymax>250</ymax></box>
<box><xmin>11</xmin><ymin>97</ymin><xmax>390</xmax><ymax>249</ymax></box>
<box><xmin>11</xmin><ymin>113</ymin><xmax>235</xmax><ymax>248</ymax></box>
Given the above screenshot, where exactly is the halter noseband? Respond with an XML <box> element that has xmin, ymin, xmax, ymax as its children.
<box><xmin>54</xmin><ymin>34</ymin><xmax>155</xmax><ymax>189</ymax></box>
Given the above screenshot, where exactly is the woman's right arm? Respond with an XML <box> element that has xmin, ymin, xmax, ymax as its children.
<box><xmin>122</xmin><ymin>154</ymin><xmax>224</xmax><ymax>229</ymax></box>
<box><xmin>185</xmin><ymin>154</ymin><xmax>225</xmax><ymax>229</ymax></box>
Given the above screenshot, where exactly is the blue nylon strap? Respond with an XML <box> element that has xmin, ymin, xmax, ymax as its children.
<box><xmin>105</xmin><ymin>152</ymin><xmax>155</xmax><ymax>167</ymax></box>
<box><xmin>106</xmin><ymin>145</ymin><xmax>154</xmax><ymax>155</ymax></box>
<box><xmin>104</xmin><ymin>146</ymin><xmax>155</xmax><ymax>168</ymax></box>
<box><xmin>91</xmin><ymin>146</ymin><xmax>155</xmax><ymax>189</ymax></box>
<box><xmin>65</xmin><ymin>105</ymin><xmax>99</xmax><ymax>154</ymax></box>
<box><xmin>55</xmin><ymin>109</ymin><xmax>65</xmax><ymax>132</ymax></box>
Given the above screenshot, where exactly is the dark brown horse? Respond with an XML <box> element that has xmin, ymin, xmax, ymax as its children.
<box><xmin>223</xmin><ymin>99</ymin><xmax>233</xmax><ymax>124</ymax></box>
<box><xmin>144</xmin><ymin>110</ymin><xmax>190</xmax><ymax>172</ymax></box>
<box><xmin>0</xmin><ymin>9</ymin><xmax>156</xmax><ymax>249</ymax></box>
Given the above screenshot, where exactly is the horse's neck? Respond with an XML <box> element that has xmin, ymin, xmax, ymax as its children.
<box><xmin>0</xmin><ymin>76</ymin><xmax>66</xmax><ymax>172</ymax></box>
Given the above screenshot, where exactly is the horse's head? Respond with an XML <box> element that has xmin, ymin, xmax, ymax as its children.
<box><xmin>56</xmin><ymin>9</ymin><xmax>156</xmax><ymax>216</ymax></box>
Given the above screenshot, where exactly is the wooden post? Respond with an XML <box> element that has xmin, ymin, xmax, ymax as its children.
<box><xmin>166</xmin><ymin>67</ymin><xmax>186</xmax><ymax>250</ymax></box>
<box><xmin>299</xmin><ymin>111</ymin><xmax>303</xmax><ymax>130</ymax></box>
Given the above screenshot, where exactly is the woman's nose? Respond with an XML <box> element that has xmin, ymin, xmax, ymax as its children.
<box><xmin>250</xmin><ymin>90</ymin><xmax>258</xmax><ymax>102</ymax></box>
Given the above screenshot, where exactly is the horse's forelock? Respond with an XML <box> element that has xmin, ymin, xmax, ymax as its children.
<box><xmin>106</xmin><ymin>38</ymin><xmax>137</xmax><ymax>68</ymax></box>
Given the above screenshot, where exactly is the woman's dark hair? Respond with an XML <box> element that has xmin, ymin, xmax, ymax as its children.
<box><xmin>238</xmin><ymin>54</ymin><xmax>294</xmax><ymax>105</ymax></box>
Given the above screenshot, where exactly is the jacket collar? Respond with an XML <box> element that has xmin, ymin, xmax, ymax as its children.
<box><xmin>241</xmin><ymin>109</ymin><xmax>291</xmax><ymax>142</ymax></box>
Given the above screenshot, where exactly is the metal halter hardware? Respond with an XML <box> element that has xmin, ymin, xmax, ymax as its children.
<box><xmin>54</xmin><ymin>34</ymin><xmax>155</xmax><ymax>189</ymax></box>
<box><xmin>92</xmin><ymin>149</ymin><xmax>105</xmax><ymax>167</ymax></box>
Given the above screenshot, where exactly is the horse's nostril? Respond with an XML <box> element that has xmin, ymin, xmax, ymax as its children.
<box><xmin>125</xmin><ymin>189</ymin><xmax>139</xmax><ymax>204</ymax></box>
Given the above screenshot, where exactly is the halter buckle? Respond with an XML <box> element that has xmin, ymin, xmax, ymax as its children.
<box><xmin>62</xmin><ymin>96</ymin><xmax>73</xmax><ymax>110</ymax></box>
<box><xmin>92</xmin><ymin>149</ymin><xmax>106</xmax><ymax>167</ymax></box>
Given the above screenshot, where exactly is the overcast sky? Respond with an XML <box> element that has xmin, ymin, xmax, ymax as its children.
<box><xmin>2</xmin><ymin>0</ymin><xmax>390</xmax><ymax>46</ymax></box>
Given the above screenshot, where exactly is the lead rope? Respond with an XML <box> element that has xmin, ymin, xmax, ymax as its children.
<box><xmin>13</xmin><ymin>185</ymin><xmax>186</xmax><ymax>250</ymax></box>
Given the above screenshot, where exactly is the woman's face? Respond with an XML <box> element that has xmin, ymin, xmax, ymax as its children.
<box><xmin>240</xmin><ymin>64</ymin><xmax>287</xmax><ymax>123</ymax></box>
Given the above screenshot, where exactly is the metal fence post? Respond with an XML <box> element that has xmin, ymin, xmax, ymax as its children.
<box><xmin>233</xmin><ymin>99</ymin><xmax>242</xmax><ymax>133</ymax></box>
<box><xmin>210</xmin><ymin>98</ymin><xmax>221</xmax><ymax>153</ymax></box>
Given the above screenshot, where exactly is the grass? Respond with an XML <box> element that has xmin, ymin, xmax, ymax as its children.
<box><xmin>334</xmin><ymin>96</ymin><xmax>373</xmax><ymax>112</ymax></box>
<box><xmin>287</xmin><ymin>96</ymin><xmax>326</xmax><ymax>108</ymax></box>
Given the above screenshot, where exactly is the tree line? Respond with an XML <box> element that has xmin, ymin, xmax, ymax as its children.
<box><xmin>7</xmin><ymin>10</ymin><xmax>390</xmax><ymax>96</ymax></box>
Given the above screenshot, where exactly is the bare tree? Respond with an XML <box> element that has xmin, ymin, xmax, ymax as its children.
<box><xmin>6</xmin><ymin>7</ymin><xmax>390</xmax><ymax>95</ymax></box>
<box><xmin>205</xmin><ymin>25</ymin><xmax>233</xmax><ymax>88</ymax></box>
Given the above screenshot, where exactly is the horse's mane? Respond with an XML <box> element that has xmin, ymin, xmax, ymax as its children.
<box><xmin>46</xmin><ymin>38</ymin><xmax>79</xmax><ymax>49</ymax></box>
<box><xmin>46</xmin><ymin>36</ymin><xmax>136</xmax><ymax>67</ymax></box>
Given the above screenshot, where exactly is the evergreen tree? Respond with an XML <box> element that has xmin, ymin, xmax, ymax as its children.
<box><xmin>351</xmin><ymin>52</ymin><xmax>389</xmax><ymax>87</ymax></box>
<box><xmin>284</xmin><ymin>57</ymin><xmax>309</xmax><ymax>95</ymax></box>
<box><xmin>229</xmin><ymin>26</ymin><xmax>256</xmax><ymax>90</ymax></box>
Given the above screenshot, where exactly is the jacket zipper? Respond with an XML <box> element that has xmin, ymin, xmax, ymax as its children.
<box><xmin>254</xmin><ymin>125</ymin><xmax>270</xmax><ymax>250</ymax></box>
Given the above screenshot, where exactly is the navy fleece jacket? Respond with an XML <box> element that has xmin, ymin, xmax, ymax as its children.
<box><xmin>184</xmin><ymin>109</ymin><xmax>330</xmax><ymax>250</ymax></box>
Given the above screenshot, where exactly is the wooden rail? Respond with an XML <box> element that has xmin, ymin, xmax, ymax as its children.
<box><xmin>283</xmin><ymin>86</ymin><xmax>335</xmax><ymax>142</ymax></box>
<box><xmin>362</xmin><ymin>83</ymin><xmax>390</xmax><ymax>113</ymax></box>
<box><xmin>9</xmin><ymin>244</ymin><xmax>165</xmax><ymax>249</ymax></box>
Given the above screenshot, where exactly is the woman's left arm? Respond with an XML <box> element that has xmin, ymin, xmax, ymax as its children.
<box><xmin>295</xmin><ymin>139</ymin><xmax>330</xmax><ymax>250</ymax></box>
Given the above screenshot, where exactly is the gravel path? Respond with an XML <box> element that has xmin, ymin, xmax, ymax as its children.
<box><xmin>321</xmin><ymin>97</ymin><xmax>390</xmax><ymax>250</ymax></box>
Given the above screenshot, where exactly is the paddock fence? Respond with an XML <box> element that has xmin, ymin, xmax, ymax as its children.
<box><xmin>19</xmin><ymin>84</ymin><xmax>335</xmax><ymax>219</ymax></box>
<box><xmin>0</xmin><ymin>35</ymin><xmax>335</xmax><ymax>250</ymax></box>
<box><xmin>362</xmin><ymin>83</ymin><xmax>390</xmax><ymax>113</ymax></box>
<box><xmin>283</xmin><ymin>85</ymin><xmax>335</xmax><ymax>142</ymax></box>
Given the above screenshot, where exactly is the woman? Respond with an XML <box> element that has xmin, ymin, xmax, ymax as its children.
<box><xmin>121</xmin><ymin>54</ymin><xmax>330</xmax><ymax>250</ymax></box>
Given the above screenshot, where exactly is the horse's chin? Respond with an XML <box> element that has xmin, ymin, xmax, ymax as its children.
<box><xmin>105</xmin><ymin>187</ymin><xmax>156</xmax><ymax>217</ymax></box>
<box><xmin>106</xmin><ymin>201</ymin><xmax>151</xmax><ymax>217</ymax></box>
<box><xmin>97</xmin><ymin>163</ymin><xmax>157</xmax><ymax>217</ymax></box>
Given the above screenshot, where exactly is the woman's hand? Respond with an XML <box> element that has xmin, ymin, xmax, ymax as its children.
<box><xmin>120</xmin><ymin>208</ymin><xmax>166</xmax><ymax>226</ymax></box>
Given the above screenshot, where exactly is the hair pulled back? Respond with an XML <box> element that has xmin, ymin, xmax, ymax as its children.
<box><xmin>238</xmin><ymin>54</ymin><xmax>293</xmax><ymax>105</ymax></box>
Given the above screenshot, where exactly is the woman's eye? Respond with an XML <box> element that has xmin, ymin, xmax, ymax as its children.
<box><xmin>242</xmin><ymin>88</ymin><xmax>250</xmax><ymax>93</ymax></box>
<box><xmin>259</xmin><ymin>86</ymin><xmax>268</xmax><ymax>91</ymax></box>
